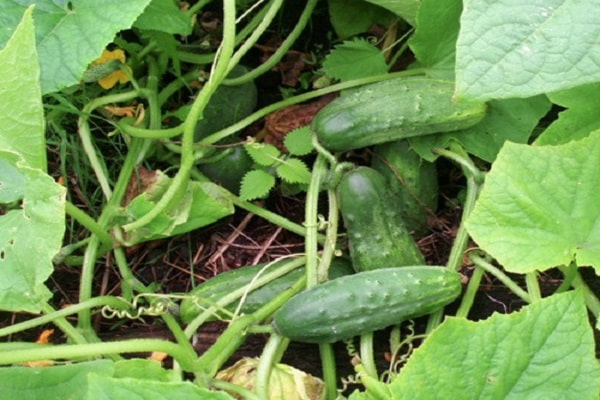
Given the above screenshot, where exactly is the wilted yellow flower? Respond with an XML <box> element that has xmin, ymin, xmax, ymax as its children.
<box><xmin>91</xmin><ymin>49</ymin><xmax>132</xmax><ymax>89</ymax></box>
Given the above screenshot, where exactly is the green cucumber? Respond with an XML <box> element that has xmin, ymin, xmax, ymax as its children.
<box><xmin>312</xmin><ymin>77</ymin><xmax>486</xmax><ymax>152</ymax></box>
<box><xmin>198</xmin><ymin>146</ymin><xmax>253</xmax><ymax>194</ymax></box>
<box><xmin>371</xmin><ymin>139</ymin><xmax>438</xmax><ymax>235</ymax></box>
<box><xmin>180</xmin><ymin>258</ymin><xmax>354</xmax><ymax>323</ymax></box>
<box><xmin>272</xmin><ymin>266</ymin><xmax>462</xmax><ymax>343</ymax></box>
<box><xmin>337</xmin><ymin>166</ymin><xmax>425</xmax><ymax>272</ymax></box>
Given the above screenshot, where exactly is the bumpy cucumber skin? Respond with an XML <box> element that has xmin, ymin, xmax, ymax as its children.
<box><xmin>180</xmin><ymin>258</ymin><xmax>354</xmax><ymax>323</ymax></box>
<box><xmin>312</xmin><ymin>77</ymin><xmax>486</xmax><ymax>152</ymax></box>
<box><xmin>272</xmin><ymin>266</ymin><xmax>462</xmax><ymax>343</ymax></box>
<box><xmin>371</xmin><ymin>139</ymin><xmax>438</xmax><ymax>235</ymax></box>
<box><xmin>337</xmin><ymin>166</ymin><xmax>425</xmax><ymax>272</ymax></box>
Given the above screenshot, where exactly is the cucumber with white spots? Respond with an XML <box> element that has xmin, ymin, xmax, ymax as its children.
<box><xmin>312</xmin><ymin>77</ymin><xmax>487</xmax><ymax>152</ymax></box>
<box><xmin>337</xmin><ymin>166</ymin><xmax>425</xmax><ymax>272</ymax></box>
<box><xmin>272</xmin><ymin>266</ymin><xmax>462</xmax><ymax>343</ymax></box>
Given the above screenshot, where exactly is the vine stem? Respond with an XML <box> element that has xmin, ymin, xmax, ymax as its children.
<box><xmin>255</xmin><ymin>333</ymin><xmax>287</xmax><ymax>400</ymax></box>
<box><xmin>0</xmin><ymin>296</ymin><xmax>130</xmax><ymax>338</ymax></box>
<box><xmin>425</xmin><ymin>145</ymin><xmax>483</xmax><ymax>332</ymax></box>
<box><xmin>0</xmin><ymin>339</ymin><xmax>195</xmax><ymax>371</ymax></box>
<box><xmin>122</xmin><ymin>0</ymin><xmax>237</xmax><ymax>233</ymax></box>
<box><xmin>470</xmin><ymin>254</ymin><xmax>532</xmax><ymax>304</ymax></box>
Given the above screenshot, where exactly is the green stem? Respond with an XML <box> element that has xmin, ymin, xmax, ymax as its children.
<box><xmin>78</xmin><ymin>90</ymin><xmax>141</xmax><ymax>200</ymax></box>
<box><xmin>224</xmin><ymin>0</ymin><xmax>318</xmax><ymax>85</ymax></box>
<box><xmin>471</xmin><ymin>254</ymin><xmax>532</xmax><ymax>304</ymax></box>
<box><xmin>426</xmin><ymin>146</ymin><xmax>483</xmax><ymax>332</ymax></box>
<box><xmin>183</xmin><ymin>257</ymin><xmax>307</xmax><ymax>338</ymax></box>
<box><xmin>525</xmin><ymin>271</ymin><xmax>542</xmax><ymax>302</ymax></box>
<box><xmin>359</xmin><ymin>332</ymin><xmax>378</xmax><ymax>379</ymax></box>
<box><xmin>64</xmin><ymin>201</ymin><xmax>112</xmax><ymax>246</ymax></box>
<box><xmin>255</xmin><ymin>333</ymin><xmax>286</xmax><ymax>400</ymax></box>
<box><xmin>319</xmin><ymin>343</ymin><xmax>338</xmax><ymax>400</ymax></box>
<box><xmin>0</xmin><ymin>339</ymin><xmax>195</xmax><ymax>371</ymax></box>
<box><xmin>225</xmin><ymin>0</ymin><xmax>283</xmax><ymax>79</ymax></box>
<box><xmin>211</xmin><ymin>380</ymin><xmax>262</xmax><ymax>400</ymax></box>
<box><xmin>455</xmin><ymin>266</ymin><xmax>484</xmax><ymax>319</ymax></box>
<box><xmin>305</xmin><ymin>154</ymin><xmax>327</xmax><ymax>287</ymax></box>
<box><xmin>78</xmin><ymin>138</ymin><xmax>145</xmax><ymax>332</ymax></box>
<box><xmin>194</xmin><ymin>275</ymin><xmax>306</xmax><ymax>379</ymax></box>
<box><xmin>0</xmin><ymin>297</ymin><xmax>130</xmax><ymax>338</ymax></box>
<box><xmin>555</xmin><ymin>262</ymin><xmax>577</xmax><ymax>293</ymax></box>
<box><xmin>562</xmin><ymin>267</ymin><xmax>600</xmax><ymax>317</ymax></box>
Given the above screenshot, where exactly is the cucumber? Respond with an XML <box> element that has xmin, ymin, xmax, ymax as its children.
<box><xmin>194</xmin><ymin>65</ymin><xmax>257</xmax><ymax>141</ymax></box>
<box><xmin>180</xmin><ymin>258</ymin><xmax>354</xmax><ymax>323</ymax></box>
<box><xmin>371</xmin><ymin>139</ymin><xmax>438</xmax><ymax>235</ymax></box>
<box><xmin>337</xmin><ymin>166</ymin><xmax>425</xmax><ymax>272</ymax></box>
<box><xmin>312</xmin><ymin>77</ymin><xmax>486</xmax><ymax>152</ymax></box>
<box><xmin>198</xmin><ymin>146</ymin><xmax>253</xmax><ymax>194</ymax></box>
<box><xmin>272</xmin><ymin>266</ymin><xmax>462</xmax><ymax>343</ymax></box>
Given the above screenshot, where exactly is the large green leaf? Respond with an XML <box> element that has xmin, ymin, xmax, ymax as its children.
<box><xmin>134</xmin><ymin>0</ymin><xmax>192</xmax><ymax>35</ymax></box>
<box><xmin>0</xmin><ymin>6</ymin><xmax>45</xmax><ymax>171</ymax></box>
<box><xmin>390</xmin><ymin>291</ymin><xmax>600</xmax><ymax>399</ymax></box>
<box><xmin>363</xmin><ymin>0</ymin><xmax>421</xmax><ymax>25</ymax></box>
<box><xmin>466</xmin><ymin>132</ymin><xmax>600</xmax><ymax>273</ymax></box>
<box><xmin>456</xmin><ymin>0</ymin><xmax>600</xmax><ymax>100</ymax></box>
<box><xmin>0</xmin><ymin>0</ymin><xmax>152</xmax><ymax>94</ymax></box>
<box><xmin>0</xmin><ymin>152</ymin><xmax>65</xmax><ymax>312</ymax></box>
<box><xmin>535</xmin><ymin>83</ymin><xmax>600</xmax><ymax>146</ymax></box>
<box><xmin>0</xmin><ymin>8</ymin><xmax>65</xmax><ymax>313</ymax></box>
<box><xmin>0</xmin><ymin>360</ymin><xmax>114</xmax><ymax>400</ymax></box>
<box><xmin>407</xmin><ymin>0</ymin><xmax>462</xmax><ymax>78</ymax></box>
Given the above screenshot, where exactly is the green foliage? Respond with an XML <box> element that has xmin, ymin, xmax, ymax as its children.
<box><xmin>0</xmin><ymin>0</ymin><xmax>152</xmax><ymax>94</ymax></box>
<box><xmin>456</xmin><ymin>0</ymin><xmax>600</xmax><ymax>100</ymax></box>
<box><xmin>0</xmin><ymin>8</ymin><xmax>64</xmax><ymax>313</ymax></box>
<box><xmin>133</xmin><ymin>0</ymin><xmax>192</xmax><ymax>35</ymax></box>
<box><xmin>327</xmin><ymin>0</ymin><xmax>392</xmax><ymax>39</ymax></box>
<box><xmin>283</xmin><ymin>127</ymin><xmax>314</xmax><ymax>156</ymax></box>
<box><xmin>240</xmin><ymin>139</ymin><xmax>312</xmax><ymax>201</ymax></box>
<box><xmin>321</xmin><ymin>38</ymin><xmax>389</xmax><ymax>81</ymax></box>
<box><xmin>466</xmin><ymin>132</ymin><xmax>600</xmax><ymax>273</ymax></box>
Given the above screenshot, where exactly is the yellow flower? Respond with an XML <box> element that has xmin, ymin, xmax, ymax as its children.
<box><xmin>91</xmin><ymin>49</ymin><xmax>132</xmax><ymax>89</ymax></box>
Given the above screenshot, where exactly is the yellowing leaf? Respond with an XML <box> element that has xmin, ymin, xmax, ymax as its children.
<box><xmin>91</xmin><ymin>49</ymin><xmax>131</xmax><ymax>89</ymax></box>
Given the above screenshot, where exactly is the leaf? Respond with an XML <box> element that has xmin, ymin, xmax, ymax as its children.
<box><xmin>0</xmin><ymin>152</ymin><xmax>65</xmax><ymax>312</ymax></box>
<box><xmin>390</xmin><ymin>291</ymin><xmax>600</xmax><ymax>399</ymax></box>
<box><xmin>134</xmin><ymin>0</ymin><xmax>192</xmax><ymax>35</ymax></box>
<box><xmin>86</xmin><ymin>375</ymin><xmax>234</xmax><ymax>400</ymax></box>
<box><xmin>363</xmin><ymin>0</ymin><xmax>421</xmax><ymax>26</ymax></box>
<box><xmin>407</xmin><ymin>0</ymin><xmax>462</xmax><ymax>79</ymax></box>
<box><xmin>239</xmin><ymin>170</ymin><xmax>275</xmax><ymax>201</ymax></box>
<box><xmin>120</xmin><ymin>172</ymin><xmax>234</xmax><ymax>246</ymax></box>
<box><xmin>284</xmin><ymin>126</ymin><xmax>314</xmax><ymax>156</ymax></box>
<box><xmin>410</xmin><ymin>95</ymin><xmax>551</xmax><ymax>162</ymax></box>
<box><xmin>321</xmin><ymin>38</ymin><xmax>388</xmax><ymax>82</ymax></box>
<box><xmin>466</xmin><ymin>132</ymin><xmax>600</xmax><ymax>273</ymax></box>
<box><xmin>0</xmin><ymin>360</ymin><xmax>115</xmax><ymax>400</ymax></box>
<box><xmin>456</xmin><ymin>0</ymin><xmax>600</xmax><ymax>101</ymax></box>
<box><xmin>327</xmin><ymin>0</ymin><xmax>392</xmax><ymax>39</ymax></box>
<box><xmin>244</xmin><ymin>142</ymin><xmax>281</xmax><ymax>167</ymax></box>
<box><xmin>535</xmin><ymin>83</ymin><xmax>600</xmax><ymax>146</ymax></box>
<box><xmin>276</xmin><ymin>158</ymin><xmax>312</xmax><ymax>184</ymax></box>
<box><xmin>0</xmin><ymin>6</ymin><xmax>45</xmax><ymax>171</ymax></box>
<box><xmin>0</xmin><ymin>0</ymin><xmax>152</xmax><ymax>94</ymax></box>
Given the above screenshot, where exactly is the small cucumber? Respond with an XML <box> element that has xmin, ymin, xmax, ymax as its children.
<box><xmin>198</xmin><ymin>146</ymin><xmax>253</xmax><ymax>194</ymax></box>
<box><xmin>312</xmin><ymin>77</ymin><xmax>486</xmax><ymax>152</ymax></box>
<box><xmin>180</xmin><ymin>258</ymin><xmax>354</xmax><ymax>323</ymax></box>
<box><xmin>371</xmin><ymin>139</ymin><xmax>438</xmax><ymax>235</ymax></box>
<box><xmin>337</xmin><ymin>166</ymin><xmax>425</xmax><ymax>272</ymax></box>
<box><xmin>272</xmin><ymin>266</ymin><xmax>462</xmax><ymax>343</ymax></box>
